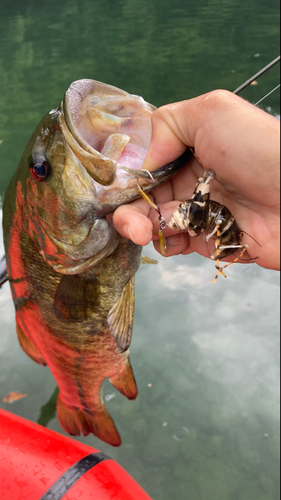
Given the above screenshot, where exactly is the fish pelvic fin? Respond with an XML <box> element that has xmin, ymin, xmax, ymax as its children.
<box><xmin>141</xmin><ymin>256</ymin><xmax>158</xmax><ymax>265</ymax></box>
<box><xmin>109</xmin><ymin>355</ymin><xmax>138</xmax><ymax>400</ymax></box>
<box><xmin>16</xmin><ymin>322</ymin><xmax>47</xmax><ymax>366</ymax></box>
<box><xmin>107</xmin><ymin>276</ymin><xmax>135</xmax><ymax>352</ymax></box>
<box><xmin>56</xmin><ymin>394</ymin><xmax>121</xmax><ymax>447</ymax></box>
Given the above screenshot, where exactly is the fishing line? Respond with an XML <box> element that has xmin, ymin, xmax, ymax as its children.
<box><xmin>255</xmin><ymin>83</ymin><xmax>280</xmax><ymax>106</ymax></box>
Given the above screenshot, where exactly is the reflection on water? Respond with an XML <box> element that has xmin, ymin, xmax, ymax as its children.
<box><xmin>0</xmin><ymin>0</ymin><xmax>280</xmax><ymax>497</ymax></box>
<box><xmin>37</xmin><ymin>386</ymin><xmax>59</xmax><ymax>427</ymax></box>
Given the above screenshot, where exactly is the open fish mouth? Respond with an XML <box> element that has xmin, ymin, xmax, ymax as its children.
<box><xmin>60</xmin><ymin>79</ymin><xmax>191</xmax><ymax>194</ymax></box>
<box><xmin>61</xmin><ymin>79</ymin><xmax>154</xmax><ymax>187</ymax></box>
<box><xmin>26</xmin><ymin>80</ymin><xmax>192</xmax><ymax>260</ymax></box>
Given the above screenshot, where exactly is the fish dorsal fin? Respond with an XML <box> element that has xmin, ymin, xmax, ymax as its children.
<box><xmin>107</xmin><ymin>276</ymin><xmax>135</xmax><ymax>352</ymax></box>
<box><xmin>54</xmin><ymin>274</ymin><xmax>100</xmax><ymax>323</ymax></box>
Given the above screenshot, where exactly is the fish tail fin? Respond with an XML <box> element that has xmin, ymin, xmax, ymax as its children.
<box><xmin>109</xmin><ymin>356</ymin><xmax>138</xmax><ymax>400</ymax></box>
<box><xmin>56</xmin><ymin>394</ymin><xmax>81</xmax><ymax>436</ymax></box>
<box><xmin>82</xmin><ymin>406</ymin><xmax>122</xmax><ymax>447</ymax></box>
<box><xmin>56</xmin><ymin>393</ymin><xmax>121</xmax><ymax>446</ymax></box>
<box><xmin>16</xmin><ymin>322</ymin><xmax>47</xmax><ymax>366</ymax></box>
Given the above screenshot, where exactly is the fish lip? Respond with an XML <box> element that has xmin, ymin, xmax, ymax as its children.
<box><xmin>150</xmin><ymin>148</ymin><xmax>193</xmax><ymax>177</ymax></box>
<box><xmin>59</xmin><ymin>109</ymin><xmax>117</xmax><ymax>186</ymax></box>
<box><xmin>116</xmin><ymin>148</ymin><xmax>193</xmax><ymax>182</ymax></box>
<box><xmin>63</xmin><ymin>85</ymin><xmax>104</xmax><ymax>159</ymax></box>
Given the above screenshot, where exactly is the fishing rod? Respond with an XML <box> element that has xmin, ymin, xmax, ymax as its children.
<box><xmin>0</xmin><ymin>57</ymin><xmax>280</xmax><ymax>289</ymax></box>
<box><xmin>233</xmin><ymin>55</ymin><xmax>280</xmax><ymax>97</ymax></box>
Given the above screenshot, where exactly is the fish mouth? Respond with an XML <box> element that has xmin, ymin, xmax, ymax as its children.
<box><xmin>61</xmin><ymin>79</ymin><xmax>154</xmax><ymax>187</ymax></box>
<box><xmin>60</xmin><ymin>79</ymin><xmax>192</xmax><ymax>212</ymax></box>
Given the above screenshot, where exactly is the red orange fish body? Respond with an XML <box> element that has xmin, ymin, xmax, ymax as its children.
<box><xmin>3</xmin><ymin>80</ymin><xmax>191</xmax><ymax>445</ymax></box>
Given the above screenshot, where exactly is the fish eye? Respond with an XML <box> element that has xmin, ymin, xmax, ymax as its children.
<box><xmin>30</xmin><ymin>160</ymin><xmax>50</xmax><ymax>181</ymax></box>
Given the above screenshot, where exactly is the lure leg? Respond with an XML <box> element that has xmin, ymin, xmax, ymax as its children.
<box><xmin>213</xmin><ymin>224</ymin><xmax>228</xmax><ymax>280</ymax></box>
<box><xmin>212</xmin><ymin>224</ymin><xmax>248</xmax><ymax>283</ymax></box>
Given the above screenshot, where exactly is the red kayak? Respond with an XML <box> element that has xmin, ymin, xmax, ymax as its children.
<box><xmin>0</xmin><ymin>409</ymin><xmax>152</xmax><ymax>500</ymax></box>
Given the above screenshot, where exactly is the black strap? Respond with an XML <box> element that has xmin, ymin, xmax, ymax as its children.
<box><xmin>0</xmin><ymin>275</ymin><xmax>8</xmax><ymax>288</ymax></box>
<box><xmin>0</xmin><ymin>256</ymin><xmax>8</xmax><ymax>288</ymax></box>
<box><xmin>39</xmin><ymin>452</ymin><xmax>110</xmax><ymax>500</ymax></box>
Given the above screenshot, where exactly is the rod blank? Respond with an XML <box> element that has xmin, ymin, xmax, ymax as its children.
<box><xmin>233</xmin><ymin>55</ymin><xmax>280</xmax><ymax>95</ymax></box>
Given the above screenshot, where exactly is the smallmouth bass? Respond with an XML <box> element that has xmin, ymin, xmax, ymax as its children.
<box><xmin>3</xmin><ymin>80</ymin><xmax>191</xmax><ymax>446</ymax></box>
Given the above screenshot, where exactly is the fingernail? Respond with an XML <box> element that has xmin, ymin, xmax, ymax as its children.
<box><xmin>166</xmin><ymin>233</ymin><xmax>185</xmax><ymax>247</ymax></box>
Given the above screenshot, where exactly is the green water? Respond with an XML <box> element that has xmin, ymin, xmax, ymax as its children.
<box><xmin>0</xmin><ymin>0</ymin><xmax>280</xmax><ymax>499</ymax></box>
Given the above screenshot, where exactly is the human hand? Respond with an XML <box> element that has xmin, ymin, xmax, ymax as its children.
<box><xmin>113</xmin><ymin>90</ymin><xmax>280</xmax><ymax>270</ymax></box>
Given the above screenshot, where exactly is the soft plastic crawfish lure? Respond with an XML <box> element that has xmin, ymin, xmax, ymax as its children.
<box><xmin>168</xmin><ymin>149</ymin><xmax>248</xmax><ymax>282</ymax></box>
<box><xmin>137</xmin><ymin>150</ymin><xmax>249</xmax><ymax>282</ymax></box>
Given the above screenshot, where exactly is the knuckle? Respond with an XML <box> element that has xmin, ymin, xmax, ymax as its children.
<box><xmin>203</xmin><ymin>89</ymin><xmax>234</xmax><ymax>107</ymax></box>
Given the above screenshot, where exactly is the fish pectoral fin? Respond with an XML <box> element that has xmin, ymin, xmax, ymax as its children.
<box><xmin>54</xmin><ymin>275</ymin><xmax>100</xmax><ymax>322</ymax></box>
<box><xmin>107</xmin><ymin>276</ymin><xmax>135</xmax><ymax>352</ymax></box>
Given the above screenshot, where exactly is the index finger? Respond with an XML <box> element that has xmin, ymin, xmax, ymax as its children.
<box><xmin>113</xmin><ymin>198</ymin><xmax>153</xmax><ymax>246</ymax></box>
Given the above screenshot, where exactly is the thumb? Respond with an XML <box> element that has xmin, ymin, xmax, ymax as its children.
<box><xmin>142</xmin><ymin>97</ymin><xmax>201</xmax><ymax>171</ymax></box>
